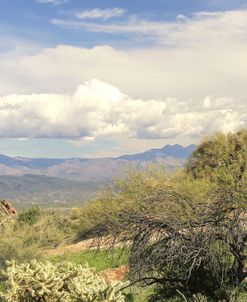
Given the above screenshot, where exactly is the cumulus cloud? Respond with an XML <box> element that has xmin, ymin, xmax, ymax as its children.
<box><xmin>0</xmin><ymin>80</ymin><xmax>245</xmax><ymax>140</ymax></box>
<box><xmin>75</xmin><ymin>8</ymin><xmax>125</xmax><ymax>20</ymax></box>
<box><xmin>1</xmin><ymin>41</ymin><xmax>247</xmax><ymax>100</ymax></box>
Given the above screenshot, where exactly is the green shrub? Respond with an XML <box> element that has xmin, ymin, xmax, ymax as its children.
<box><xmin>17</xmin><ymin>206</ymin><xmax>42</xmax><ymax>225</ymax></box>
<box><xmin>16</xmin><ymin>208</ymin><xmax>75</xmax><ymax>248</ymax></box>
<box><xmin>0</xmin><ymin>260</ymin><xmax>127</xmax><ymax>302</ymax></box>
<box><xmin>76</xmin><ymin>166</ymin><xmax>212</xmax><ymax>241</ymax></box>
<box><xmin>0</xmin><ymin>222</ymin><xmax>41</xmax><ymax>268</ymax></box>
<box><xmin>0</xmin><ymin>208</ymin><xmax>76</xmax><ymax>269</ymax></box>
<box><xmin>77</xmin><ymin>167</ymin><xmax>174</xmax><ymax>240</ymax></box>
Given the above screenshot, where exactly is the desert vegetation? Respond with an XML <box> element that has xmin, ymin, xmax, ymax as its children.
<box><xmin>0</xmin><ymin>130</ymin><xmax>246</xmax><ymax>301</ymax></box>
<box><xmin>0</xmin><ymin>260</ymin><xmax>126</xmax><ymax>302</ymax></box>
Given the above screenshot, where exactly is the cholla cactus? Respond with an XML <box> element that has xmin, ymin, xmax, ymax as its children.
<box><xmin>229</xmin><ymin>290</ymin><xmax>247</xmax><ymax>302</ymax></box>
<box><xmin>0</xmin><ymin>260</ymin><xmax>127</xmax><ymax>302</ymax></box>
<box><xmin>192</xmin><ymin>293</ymin><xmax>208</xmax><ymax>302</ymax></box>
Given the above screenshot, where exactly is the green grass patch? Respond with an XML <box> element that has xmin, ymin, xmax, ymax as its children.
<box><xmin>48</xmin><ymin>248</ymin><xmax>129</xmax><ymax>272</ymax></box>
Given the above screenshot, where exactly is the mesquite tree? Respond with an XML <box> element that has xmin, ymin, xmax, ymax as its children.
<box><xmin>92</xmin><ymin>131</ymin><xmax>247</xmax><ymax>300</ymax></box>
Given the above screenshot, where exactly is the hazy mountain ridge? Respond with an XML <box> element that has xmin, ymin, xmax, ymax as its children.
<box><xmin>0</xmin><ymin>144</ymin><xmax>195</xmax><ymax>207</ymax></box>
<box><xmin>0</xmin><ymin>144</ymin><xmax>195</xmax><ymax>179</ymax></box>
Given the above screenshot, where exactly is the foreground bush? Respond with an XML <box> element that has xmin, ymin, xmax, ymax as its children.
<box><xmin>0</xmin><ymin>260</ymin><xmax>126</xmax><ymax>302</ymax></box>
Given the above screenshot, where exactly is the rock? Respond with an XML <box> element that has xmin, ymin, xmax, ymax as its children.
<box><xmin>0</xmin><ymin>200</ymin><xmax>17</xmax><ymax>221</ymax></box>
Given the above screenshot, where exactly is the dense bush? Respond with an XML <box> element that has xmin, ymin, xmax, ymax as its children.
<box><xmin>0</xmin><ymin>260</ymin><xmax>126</xmax><ymax>302</ymax></box>
<box><xmin>186</xmin><ymin>130</ymin><xmax>247</xmax><ymax>183</ymax></box>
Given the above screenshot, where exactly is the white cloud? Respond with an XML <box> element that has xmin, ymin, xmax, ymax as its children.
<box><xmin>36</xmin><ymin>0</ymin><xmax>68</xmax><ymax>5</ymax></box>
<box><xmin>51</xmin><ymin>9</ymin><xmax>247</xmax><ymax>46</ymax></box>
<box><xmin>75</xmin><ymin>8</ymin><xmax>125</xmax><ymax>20</ymax></box>
<box><xmin>0</xmin><ymin>80</ymin><xmax>245</xmax><ymax>140</ymax></box>
<box><xmin>1</xmin><ymin>41</ymin><xmax>247</xmax><ymax>100</ymax></box>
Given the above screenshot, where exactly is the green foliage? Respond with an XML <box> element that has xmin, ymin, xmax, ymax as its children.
<box><xmin>17</xmin><ymin>206</ymin><xmax>42</xmax><ymax>225</ymax></box>
<box><xmin>77</xmin><ymin>166</ymin><xmax>213</xmax><ymax>241</ymax></box>
<box><xmin>186</xmin><ymin>130</ymin><xmax>247</xmax><ymax>209</ymax></box>
<box><xmin>77</xmin><ymin>167</ymin><xmax>179</xmax><ymax>239</ymax></box>
<box><xmin>0</xmin><ymin>221</ymin><xmax>41</xmax><ymax>268</ymax></box>
<box><xmin>16</xmin><ymin>207</ymin><xmax>76</xmax><ymax>248</ymax></box>
<box><xmin>0</xmin><ymin>260</ymin><xmax>127</xmax><ymax>302</ymax></box>
<box><xmin>186</xmin><ymin>130</ymin><xmax>247</xmax><ymax>178</ymax></box>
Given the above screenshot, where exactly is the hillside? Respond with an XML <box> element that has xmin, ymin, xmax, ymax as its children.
<box><xmin>0</xmin><ymin>175</ymin><xmax>102</xmax><ymax>209</ymax></box>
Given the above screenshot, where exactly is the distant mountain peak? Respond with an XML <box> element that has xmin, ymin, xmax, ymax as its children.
<box><xmin>117</xmin><ymin>144</ymin><xmax>196</xmax><ymax>161</ymax></box>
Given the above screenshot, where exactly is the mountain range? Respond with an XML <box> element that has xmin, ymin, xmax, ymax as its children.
<box><xmin>0</xmin><ymin>144</ymin><xmax>195</xmax><ymax>209</ymax></box>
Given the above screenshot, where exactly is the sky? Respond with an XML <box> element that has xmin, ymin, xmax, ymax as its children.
<box><xmin>0</xmin><ymin>0</ymin><xmax>247</xmax><ymax>158</ymax></box>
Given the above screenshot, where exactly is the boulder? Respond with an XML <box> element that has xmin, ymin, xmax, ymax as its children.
<box><xmin>0</xmin><ymin>200</ymin><xmax>16</xmax><ymax>222</ymax></box>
